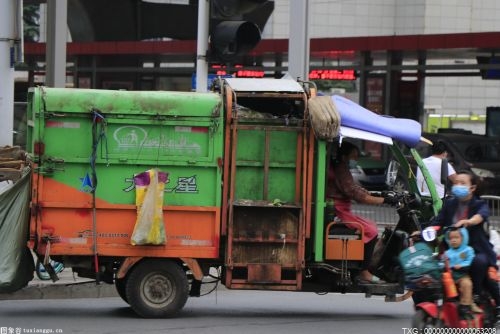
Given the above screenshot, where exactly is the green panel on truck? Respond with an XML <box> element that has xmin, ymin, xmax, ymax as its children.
<box><xmin>27</xmin><ymin>87</ymin><xmax>224</xmax><ymax>207</ymax></box>
<box><xmin>234</xmin><ymin>125</ymin><xmax>300</xmax><ymax>203</ymax></box>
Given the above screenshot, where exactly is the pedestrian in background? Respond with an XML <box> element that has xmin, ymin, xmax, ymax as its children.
<box><xmin>417</xmin><ymin>141</ymin><xmax>456</xmax><ymax>198</ymax></box>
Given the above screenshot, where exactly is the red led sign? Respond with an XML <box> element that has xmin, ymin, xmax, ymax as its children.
<box><xmin>236</xmin><ymin>70</ymin><xmax>264</xmax><ymax>78</ymax></box>
<box><xmin>212</xmin><ymin>65</ymin><xmax>265</xmax><ymax>78</ymax></box>
<box><xmin>309</xmin><ymin>69</ymin><xmax>356</xmax><ymax>80</ymax></box>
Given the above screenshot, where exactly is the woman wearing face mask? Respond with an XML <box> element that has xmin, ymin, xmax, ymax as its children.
<box><xmin>431</xmin><ymin>170</ymin><xmax>500</xmax><ymax>320</ymax></box>
<box><xmin>327</xmin><ymin>141</ymin><xmax>398</xmax><ymax>284</ymax></box>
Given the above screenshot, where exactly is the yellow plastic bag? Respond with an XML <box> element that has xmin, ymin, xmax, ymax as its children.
<box><xmin>131</xmin><ymin>169</ymin><xmax>167</xmax><ymax>245</ymax></box>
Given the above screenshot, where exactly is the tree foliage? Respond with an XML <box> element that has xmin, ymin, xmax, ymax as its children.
<box><xmin>24</xmin><ymin>4</ymin><xmax>39</xmax><ymax>42</ymax></box>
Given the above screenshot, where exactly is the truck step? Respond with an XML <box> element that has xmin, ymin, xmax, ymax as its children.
<box><xmin>358</xmin><ymin>282</ymin><xmax>404</xmax><ymax>299</ymax></box>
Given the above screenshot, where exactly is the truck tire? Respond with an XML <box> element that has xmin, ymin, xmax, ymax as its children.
<box><xmin>115</xmin><ymin>277</ymin><xmax>128</xmax><ymax>304</ymax></box>
<box><xmin>125</xmin><ymin>259</ymin><xmax>188</xmax><ymax>318</ymax></box>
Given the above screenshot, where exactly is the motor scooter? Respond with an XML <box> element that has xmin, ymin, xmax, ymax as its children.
<box><xmin>401</xmin><ymin>227</ymin><xmax>497</xmax><ymax>329</ymax></box>
<box><xmin>368</xmin><ymin>190</ymin><xmax>427</xmax><ymax>283</ymax></box>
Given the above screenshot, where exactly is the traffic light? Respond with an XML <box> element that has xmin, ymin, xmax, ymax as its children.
<box><xmin>210</xmin><ymin>0</ymin><xmax>274</xmax><ymax>63</ymax></box>
<box><xmin>211</xmin><ymin>21</ymin><xmax>261</xmax><ymax>63</ymax></box>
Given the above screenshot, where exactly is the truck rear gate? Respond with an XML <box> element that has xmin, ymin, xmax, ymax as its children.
<box><xmin>222</xmin><ymin>78</ymin><xmax>311</xmax><ymax>290</ymax></box>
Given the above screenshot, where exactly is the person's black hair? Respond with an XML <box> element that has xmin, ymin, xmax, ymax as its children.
<box><xmin>336</xmin><ymin>141</ymin><xmax>360</xmax><ymax>159</ymax></box>
<box><xmin>455</xmin><ymin>169</ymin><xmax>484</xmax><ymax>196</ymax></box>
<box><xmin>431</xmin><ymin>141</ymin><xmax>447</xmax><ymax>155</ymax></box>
<box><xmin>446</xmin><ymin>227</ymin><xmax>462</xmax><ymax>242</ymax></box>
<box><xmin>455</xmin><ymin>169</ymin><xmax>478</xmax><ymax>186</ymax></box>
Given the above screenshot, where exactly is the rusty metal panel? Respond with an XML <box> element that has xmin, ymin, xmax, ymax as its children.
<box><xmin>247</xmin><ymin>263</ymin><xmax>281</xmax><ymax>283</ymax></box>
<box><xmin>233</xmin><ymin>206</ymin><xmax>298</xmax><ymax>240</ymax></box>
<box><xmin>231</xmin><ymin>243</ymin><xmax>298</xmax><ymax>265</ymax></box>
<box><xmin>231</xmin><ymin>207</ymin><xmax>299</xmax><ymax>265</ymax></box>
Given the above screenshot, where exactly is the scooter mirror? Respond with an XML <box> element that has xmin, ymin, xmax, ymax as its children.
<box><xmin>422</xmin><ymin>227</ymin><xmax>437</xmax><ymax>242</ymax></box>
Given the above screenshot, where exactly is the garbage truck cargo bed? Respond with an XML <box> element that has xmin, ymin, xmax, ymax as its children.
<box><xmin>28</xmin><ymin>86</ymin><xmax>224</xmax><ymax>260</ymax></box>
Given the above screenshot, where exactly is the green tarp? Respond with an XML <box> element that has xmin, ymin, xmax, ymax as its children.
<box><xmin>0</xmin><ymin>168</ymin><xmax>34</xmax><ymax>292</ymax></box>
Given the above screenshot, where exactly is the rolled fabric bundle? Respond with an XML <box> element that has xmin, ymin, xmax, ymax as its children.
<box><xmin>308</xmin><ymin>95</ymin><xmax>341</xmax><ymax>141</ymax></box>
<box><xmin>332</xmin><ymin>95</ymin><xmax>422</xmax><ymax>147</ymax></box>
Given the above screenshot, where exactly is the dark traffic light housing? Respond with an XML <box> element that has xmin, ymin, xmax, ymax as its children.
<box><xmin>210</xmin><ymin>0</ymin><xmax>274</xmax><ymax>63</ymax></box>
<box><xmin>211</xmin><ymin>21</ymin><xmax>261</xmax><ymax>63</ymax></box>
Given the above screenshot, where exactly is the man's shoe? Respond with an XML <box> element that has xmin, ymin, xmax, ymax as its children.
<box><xmin>36</xmin><ymin>260</ymin><xmax>64</xmax><ymax>280</ymax></box>
<box><xmin>51</xmin><ymin>260</ymin><xmax>65</xmax><ymax>274</ymax></box>
<box><xmin>36</xmin><ymin>262</ymin><xmax>50</xmax><ymax>280</ymax></box>
<box><xmin>355</xmin><ymin>274</ymin><xmax>386</xmax><ymax>284</ymax></box>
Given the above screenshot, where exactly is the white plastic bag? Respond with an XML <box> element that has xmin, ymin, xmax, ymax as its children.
<box><xmin>131</xmin><ymin>169</ymin><xmax>167</xmax><ymax>245</ymax></box>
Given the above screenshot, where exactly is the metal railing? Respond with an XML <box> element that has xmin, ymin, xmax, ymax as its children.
<box><xmin>351</xmin><ymin>203</ymin><xmax>399</xmax><ymax>228</ymax></box>
<box><xmin>481</xmin><ymin>195</ymin><xmax>500</xmax><ymax>230</ymax></box>
<box><xmin>351</xmin><ymin>195</ymin><xmax>500</xmax><ymax>231</ymax></box>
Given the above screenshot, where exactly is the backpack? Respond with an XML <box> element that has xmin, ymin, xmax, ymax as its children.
<box><xmin>399</xmin><ymin>242</ymin><xmax>443</xmax><ymax>281</ymax></box>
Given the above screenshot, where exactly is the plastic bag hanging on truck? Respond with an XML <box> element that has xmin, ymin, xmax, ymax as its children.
<box><xmin>131</xmin><ymin>169</ymin><xmax>168</xmax><ymax>245</ymax></box>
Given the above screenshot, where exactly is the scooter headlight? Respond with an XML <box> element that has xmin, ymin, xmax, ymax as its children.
<box><xmin>422</xmin><ymin>227</ymin><xmax>437</xmax><ymax>242</ymax></box>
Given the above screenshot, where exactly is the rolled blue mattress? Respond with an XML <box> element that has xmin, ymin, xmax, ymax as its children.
<box><xmin>332</xmin><ymin>95</ymin><xmax>422</xmax><ymax>147</ymax></box>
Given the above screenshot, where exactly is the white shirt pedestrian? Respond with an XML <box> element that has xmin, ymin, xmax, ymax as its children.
<box><xmin>416</xmin><ymin>155</ymin><xmax>456</xmax><ymax>198</ymax></box>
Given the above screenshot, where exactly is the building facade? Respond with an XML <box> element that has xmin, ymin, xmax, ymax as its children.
<box><xmin>21</xmin><ymin>0</ymin><xmax>500</xmax><ymax>131</ymax></box>
<box><xmin>263</xmin><ymin>0</ymin><xmax>500</xmax><ymax>129</ymax></box>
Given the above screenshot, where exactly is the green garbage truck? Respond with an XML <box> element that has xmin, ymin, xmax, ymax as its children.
<box><xmin>2</xmin><ymin>77</ymin><xmax>440</xmax><ymax>318</ymax></box>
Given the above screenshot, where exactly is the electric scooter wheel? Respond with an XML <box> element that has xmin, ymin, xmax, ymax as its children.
<box><xmin>412</xmin><ymin>309</ymin><xmax>441</xmax><ymax>329</ymax></box>
<box><xmin>479</xmin><ymin>299</ymin><xmax>497</xmax><ymax>329</ymax></box>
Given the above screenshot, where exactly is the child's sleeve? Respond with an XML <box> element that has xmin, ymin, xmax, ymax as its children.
<box><xmin>463</xmin><ymin>246</ymin><xmax>475</xmax><ymax>267</ymax></box>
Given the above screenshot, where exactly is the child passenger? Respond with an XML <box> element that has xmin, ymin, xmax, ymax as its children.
<box><xmin>444</xmin><ymin>227</ymin><xmax>481</xmax><ymax>319</ymax></box>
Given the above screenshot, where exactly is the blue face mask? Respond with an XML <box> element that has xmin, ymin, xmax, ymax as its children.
<box><xmin>348</xmin><ymin>159</ymin><xmax>358</xmax><ymax>169</ymax></box>
<box><xmin>451</xmin><ymin>185</ymin><xmax>470</xmax><ymax>199</ymax></box>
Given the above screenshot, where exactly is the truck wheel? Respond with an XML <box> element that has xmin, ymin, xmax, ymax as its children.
<box><xmin>115</xmin><ymin>277</ymin><xmax>128</xmax><ymax>304</ymax></box>
<box><xmin>125</xmin><ymin>259</ymin><xmax>188</xmax><ymax>318</ymax></box>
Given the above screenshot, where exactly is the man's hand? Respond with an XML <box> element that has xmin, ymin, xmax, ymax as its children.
<box><xmin>410</xmin><ymin>231</ymin><xmax>420</xmax><ymax>238</ymax></box>
<box><xmin>454</xmin><ymin>219</ymin><xmax>469</xmax><ymax>228</ymax></box>
<box><xmin>383</xmin><ymin>193</ymin><xmax>399</xmax><ymax>206</ymax></box>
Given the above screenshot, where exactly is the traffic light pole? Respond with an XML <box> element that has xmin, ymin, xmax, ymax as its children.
<box><xmin>288</xmin><ymin>0</ymin><xmax>310</xmax><ymax>81</ymax></box>
<box><xmin>196</xmin><ymin>0</ymin><xmax>209</xmax><ymax>92</ymax></box>
<box><xmin>46</xmin><ymin>0</ymin><xmax>67</xmax><ymax>88</ymax></box>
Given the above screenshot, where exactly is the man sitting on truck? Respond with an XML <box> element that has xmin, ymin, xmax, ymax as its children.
<box><xmin>327</xmin><ymin>141</ymin><xmax>398</xmax><ymax>284</ymax></box>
